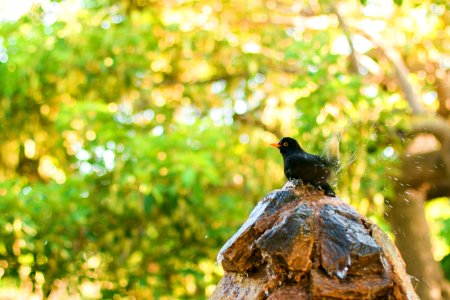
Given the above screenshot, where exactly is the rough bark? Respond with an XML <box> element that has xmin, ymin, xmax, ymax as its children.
<box><xmin>212</xmin><ymin>182</ymin><xmax>419</xmax><ymax>300</ymax></box>
<box><xmin>386</xmin><ymin>189</ymin><xmax>449</xmax><ymax>300</ymax></box>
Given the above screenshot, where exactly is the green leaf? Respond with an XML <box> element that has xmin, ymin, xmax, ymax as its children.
<box><xmin>144</xmin><ymin>194</ymin><xmax>154</xmax><ymax>215</ymax></box>
<box><xmin>182</xmin><ymin>168</ymin><xmax>197</xmax><ymax>188</ymax></box>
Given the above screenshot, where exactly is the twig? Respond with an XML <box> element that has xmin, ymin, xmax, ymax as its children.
<box><xmin>356</xmin><ymin>30</ymin><xmax>426</xmax><ymax>115</ymax></box>
<box><xmin>331</xmin><ymin>4</ymin><xmax>361</xmax><ymax>74</ymax></box>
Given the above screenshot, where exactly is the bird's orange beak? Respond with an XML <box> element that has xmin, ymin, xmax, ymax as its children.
<box><xmin>270</xmin><ymin>143</ymin><xmax>281</xmax><ymax>148</ymax></box>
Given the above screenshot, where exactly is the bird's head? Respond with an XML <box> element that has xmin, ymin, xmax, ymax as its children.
<box><xmin>270</xmin><ymin>137</ymin><xmax>303</xmax><ymax>155</ymax></box>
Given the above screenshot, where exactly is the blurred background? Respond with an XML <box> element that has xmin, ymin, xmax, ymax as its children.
<box><xmin>0</xmin><ymin>0</ymin><xmax>449</xmax><ymax>299</ymax></box>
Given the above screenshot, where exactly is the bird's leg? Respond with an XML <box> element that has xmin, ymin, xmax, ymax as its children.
<box><xmin>308</xmin><ymin>181</ymin><xmax>336</xmax><ymax>197</ymax></box>
<box><xmin>308</xmin><ymin>181</ymin><xmax>320</xmax><ymax>190</ymax></box>
<box><xmin>319</xmin><ymin>182</ymin><xmax>336</xmax><ymax>197</ymax></box>
<box><xmin>290</xmin><ymin>178</ymin><xmax>302</xmax><ymax>186</ymax></box>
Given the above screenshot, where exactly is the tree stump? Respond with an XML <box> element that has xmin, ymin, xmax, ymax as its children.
<box><xmin>211</xmin><ymin>181</ymin><xmax>419</xmax><ymax>300</ymax></box>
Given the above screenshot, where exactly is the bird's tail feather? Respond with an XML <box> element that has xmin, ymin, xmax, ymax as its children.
<box><xmin>320</xmin><ymin>155</ymin><xmax>340</xmax><ymax>173</ymax></box>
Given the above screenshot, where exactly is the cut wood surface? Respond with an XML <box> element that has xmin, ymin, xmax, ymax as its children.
<box><xmin>211</xmin><ymin>181</ymin><xmax>419</xmax><ymax>300</ymax></box>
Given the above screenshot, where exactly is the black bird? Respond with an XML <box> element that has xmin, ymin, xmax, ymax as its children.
<box><xmin>271</xmin><ymin>137</ymin><xmax>336</xmax><ymax>197</ymax></box>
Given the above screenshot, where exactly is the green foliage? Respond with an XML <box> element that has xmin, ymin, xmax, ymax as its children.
<box><xmin>440</xmin><ymin>216</ymin><xmax>450</xmax><ymax>280</ymax></box>
<box><xmin>442</xmin><ymin>254</ymin><xmax>450</xmax><ymax>281</ymax></box>
<box><xmin>0</xmin><ymin>0</ymin><xmax>448</xmax><ymax>298</ymax></box>
<box><xmin>442</xmin><ymin>218</ymin><xmax>450</xmax><ymax>246</ymax></box>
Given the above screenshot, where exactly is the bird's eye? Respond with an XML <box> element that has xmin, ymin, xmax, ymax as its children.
<box><xmin>283</xmin><ymin>142</ymin><xmax>288</xmax><ymax>146</ymax></box>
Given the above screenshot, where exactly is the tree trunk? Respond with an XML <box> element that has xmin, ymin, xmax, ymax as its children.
<box><xmin>387</xmin><ymin>188</ymin><xmax>448</xmax><ymax>300</ymax></box>
<box><xmin>349</xmin><ymin>24</ymin><xmax>450</xmax><ymax>299</ymax></box>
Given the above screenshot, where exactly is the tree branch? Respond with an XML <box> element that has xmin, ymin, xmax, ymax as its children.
<box><xmin>233</xmin><ymin>113</ymin><xmax>283</xmax><ymax>137</ymax></box>
<box><xmin>356</xmin><ymin>30</ymin><xmax>426</xmax><ymax>115</ymax></box>
<box><xmin>331</xmin><ymin>4</ymin><xmax>361</xmax><ymax>74</ymax></box>
<box><xmin>410</xmin><ymin>116</ymin><xmax>450</xmax><ymax>144</ymax></box>
<box><xmin>427</xmin><ymin>180</ymin><xmax>450</xmax><ymax>200</ymax></box>
<box><xmin>436</xmin><ymin>71</ymin><xmax>450</xmax><ymax>118</ymax></box>
<box><xmin>399</xmin><ymin>150</ymin><xmax>446</xmax><ymax>188</ymax></box>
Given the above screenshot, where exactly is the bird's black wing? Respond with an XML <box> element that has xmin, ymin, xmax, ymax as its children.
<box><xmin>284</xmin><ymin>152</ymin><xmax>330</xmax><ymax>181</ymax></box>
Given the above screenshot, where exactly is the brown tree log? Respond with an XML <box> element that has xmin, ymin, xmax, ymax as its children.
<box><xmin>212</xmin><ymin>182</ymin><xmax>418</xmax><ymax>300</ymax></box>
<box><xmin>386</xmin><ymin>188</ymin><xmax>448</xmax><ymax>300</ymax></box>
<box><xmin>390</xmin><ymin>118</ymin><xmax>450</xmax><ymax>299</ymax></box>
<box><xmin>346</xmin><ymin>19</ymin><xmax>450</xmax><ymax>299</ymax></box>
